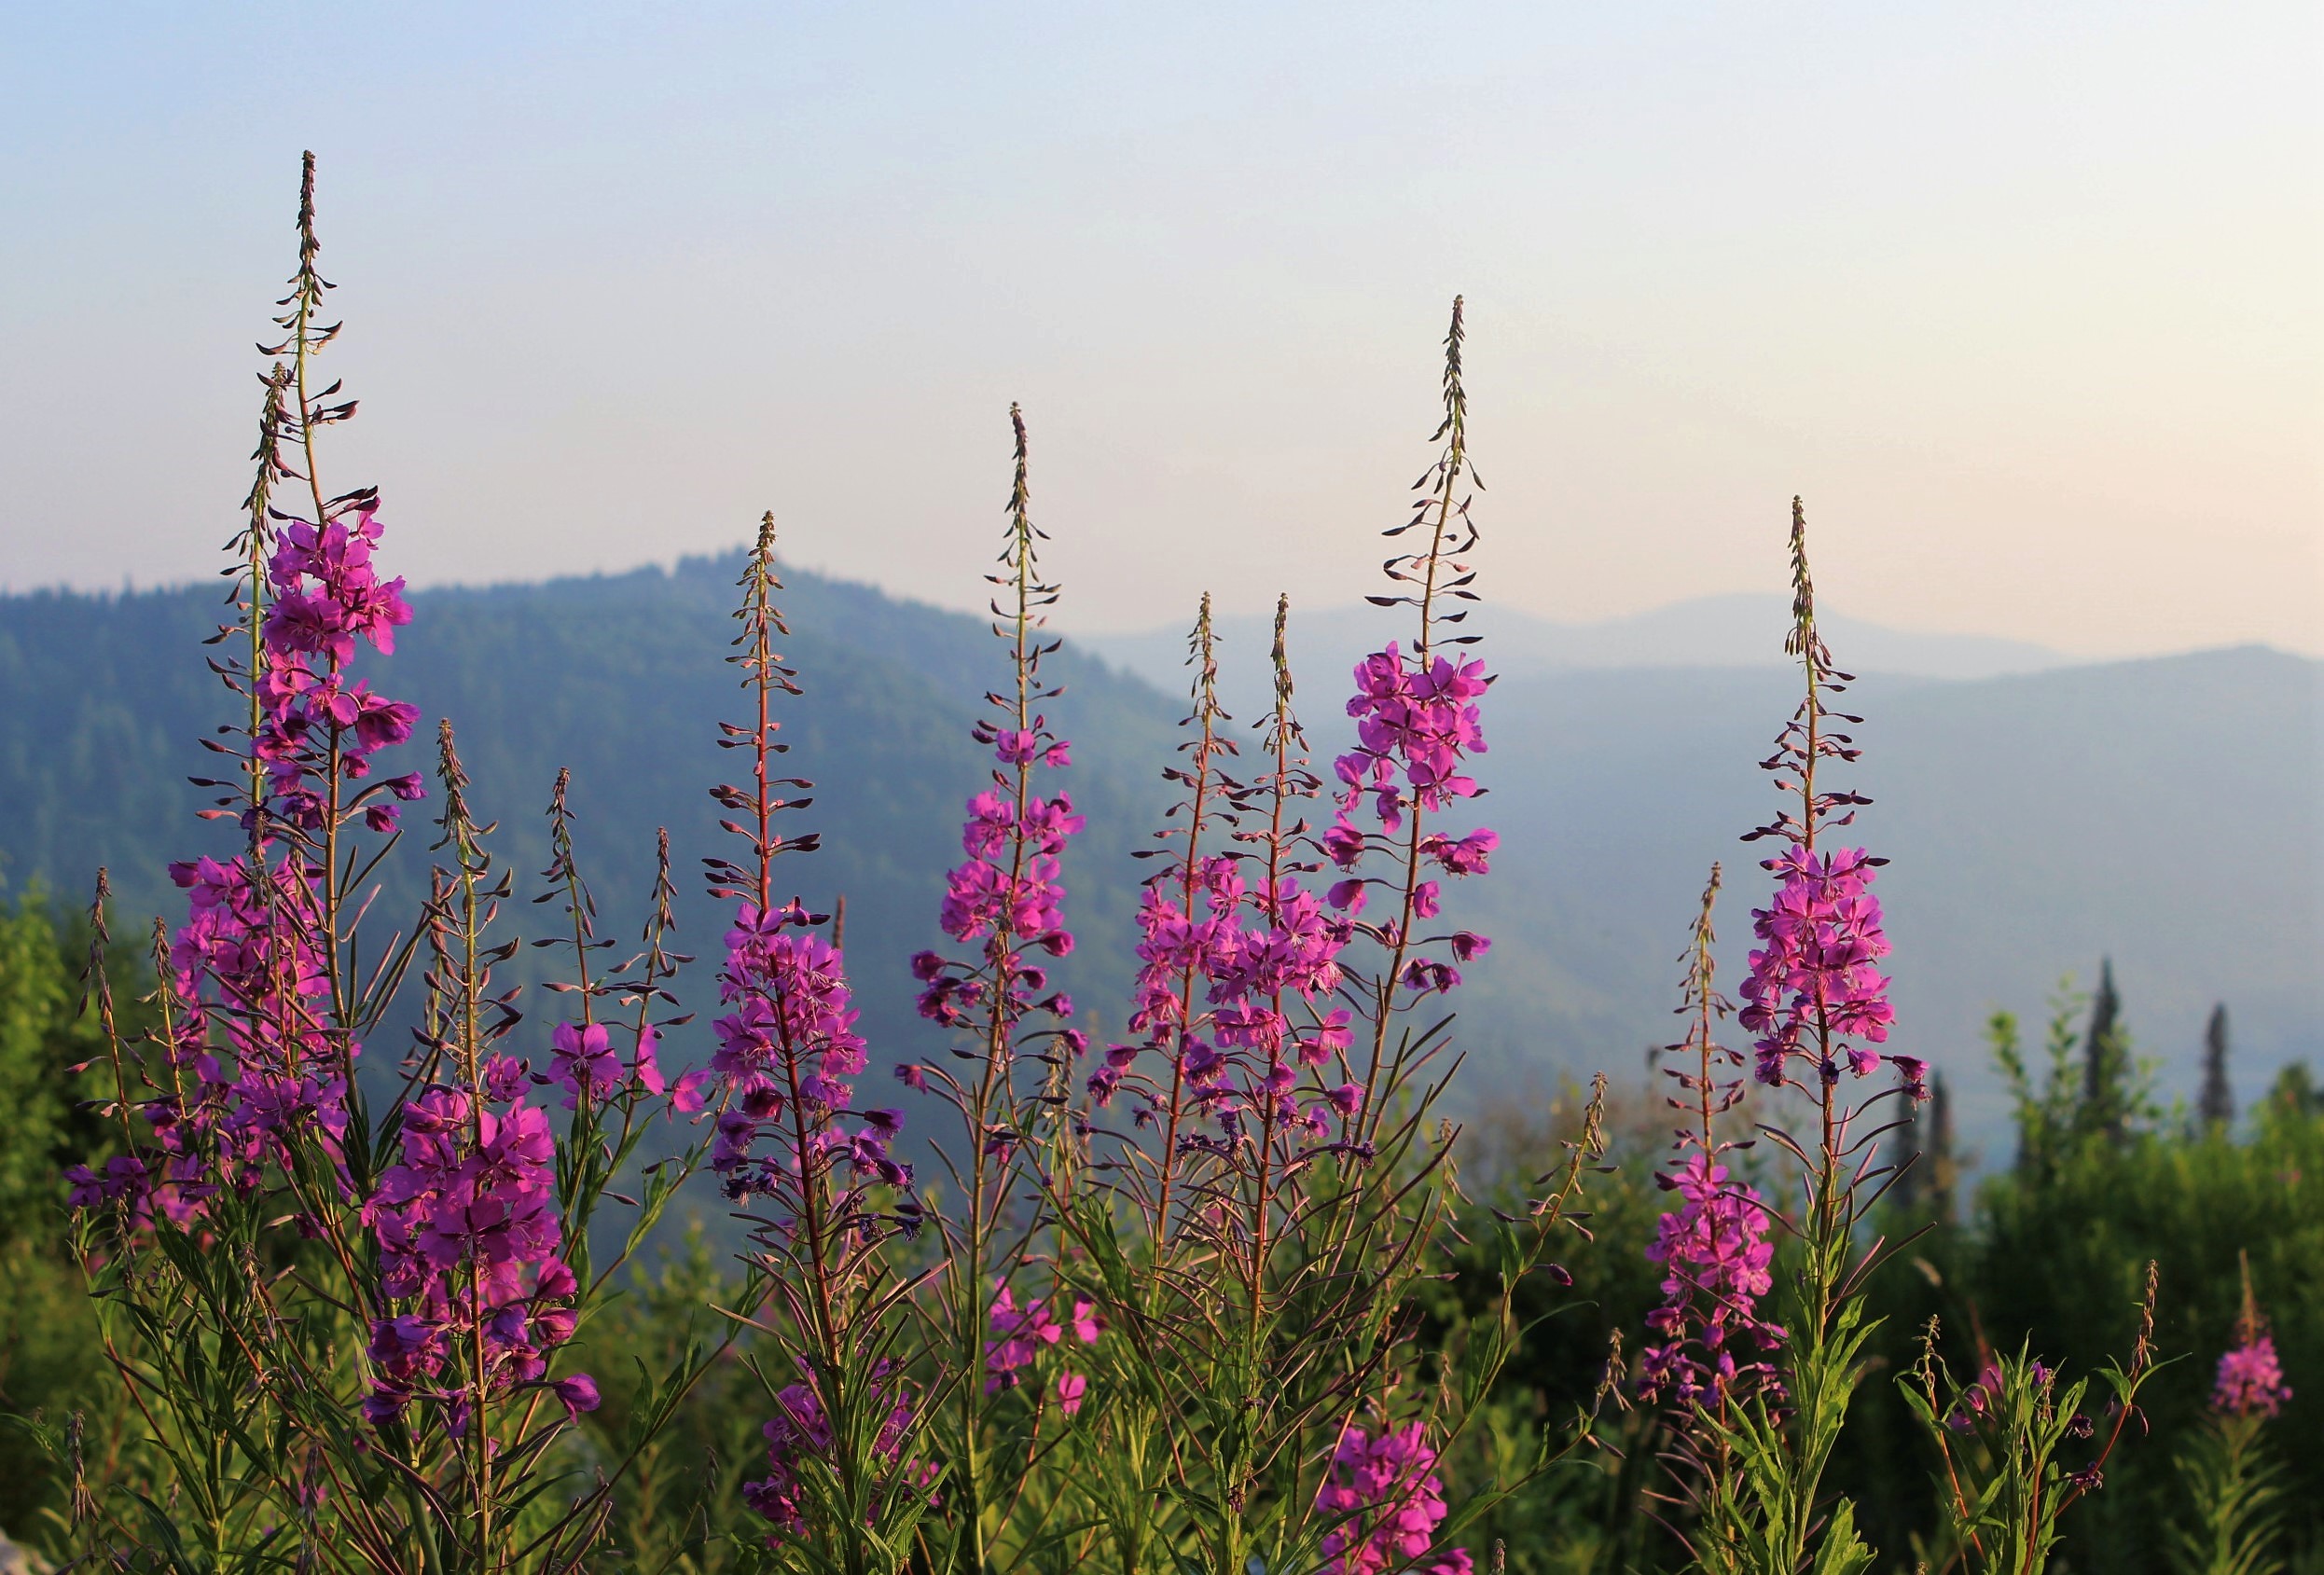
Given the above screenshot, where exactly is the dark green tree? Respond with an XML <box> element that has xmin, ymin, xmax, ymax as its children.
<box><xmin>1889</xmin><ymin>1069</ymin><xmax>1957</xmax><ymax>1223</ymax></box>
<box><xmin>2199</xmin><ymin>1003</ymin><xmax>2234</xmax><ymax>1131</ymax></box>
<box><xmin>2078</xmin><ymin>957</ymin><xmax>2137</xmax><ymax>1143</ymax></box>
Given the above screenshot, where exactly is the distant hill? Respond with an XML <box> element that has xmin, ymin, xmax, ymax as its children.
<box><xmin>0</xmin><ymin>559</ymin><xmax>1179</xmax><ymax>1071</ymax></box>
<box><xmin>1449</xmin><ymin>647</ymin><xmax>2321</xmax><ymax>1143</ymax></box>
<box><xmin>1</xmin><ymin>561</ymin><xmax>2314</xmax><ymax>1158</ymax></box>
<box><xmin>1076</xmin><ymin>593</ymin><xmax>2070</xmax><ymax>718</ymax></box>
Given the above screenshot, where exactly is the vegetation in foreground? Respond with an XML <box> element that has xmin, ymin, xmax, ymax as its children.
<box><xmin>0</xmin><ymin>158</ymin><xmax>2312</xmax><ymax>1574</ymax></box>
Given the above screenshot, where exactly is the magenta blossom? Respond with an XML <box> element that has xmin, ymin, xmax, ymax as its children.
<box><xmin>548</xmin><ymin>1021</ymin><xmax>623</xmax><ymax>1104</ymax></box>
<box><xmin>710</xmin><ymin>902</ymin><xmax>907</xmax><ymax>1206</ymax></box>
<box><xmin>986</xmin><ymin>1286</ymin><xmax>1101</xmax><ymax>1403</ymax></box>
<box><xmin>743</xmin><ymin>1364</ymin><xmax>934</xmax><ymax>1543</ymax></box>
<box><xmin>1737</xmin><ymin>847</ymin><xmax>1905</xmax><ymax>1093</ymax></box>
<box><xmin>914</xmin><ymin>738</ymin><xmax>1085</xmax><ymax>1034</ymax></box>
<box><xmin>361</xmin><ymin>1082</ymin><xmax>588</xmax><ymax>1430</ymax></box>
<box><xmin>1639</xmin><ymin>1152</ymin><xmax>1786</xmax><ymax>1408</ymax></box>
<box><xmin>1314</xmin><ymin>1422</ymin><xmax>1471</xmax><ymax>1575</ymax></box>
<box><xmin>76</xmin><ymin>508</ymin><xmax>426</xmax><ymax>1230</ymax></box>
<box><xmin>2213</xmin><ymin>1335</ymin><xmax>2291</xmax><ymax>1418</ymax></box>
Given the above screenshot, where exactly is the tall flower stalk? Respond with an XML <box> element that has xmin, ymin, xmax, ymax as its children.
<box><xmin>1036</xmin><ymin>298</ymin><xmax>1604</xmax><ymax>1575</ymax></box>
<box><xmin>899</xmin><ymin>407</ymin><xmax>1085</xmax><ymax>1573</ymax></box>
<box><xmin>1676</xmin><ymin>499</ymin><xmax>1922</xmax><ymax>1575</ymax></box>
<box><xmin>2166</xmin><ymin>1255</ymin><xmax>2291</xmax><ymax>1575</ymax></box>
<box><xmin>62</xmin><ymin>154</ymin><xmax>732</xmax><ymax>1575</ymax></box>
<box><xmin>706</xmin><ymin>518</ymin><xmax>934</xmax><ymax>1568</ymax></box>
<box><xmin>1321</xmin><ymin>297</ymin><xmax>1495</xmax><ymax>1142</ymax></box>
<box><xmin>1639</xmin><ymin>865</ymin><xmax>1784</xmax><ymax>1477</ymax></box>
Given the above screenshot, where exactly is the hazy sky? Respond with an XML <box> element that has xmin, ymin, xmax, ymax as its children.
<box><xmin>3</xmin><ymin>2</ymin><xmax>2317</xmax><ymax>657</ymax></box>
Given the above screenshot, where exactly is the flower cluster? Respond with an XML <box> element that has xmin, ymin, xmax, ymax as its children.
<box><xmin>72</xmin><ymin>512</ymin><xmax>426</xmax><ymax>1229</ymax></box>
<box><xmin>361</xmin><ymin>1083</ymin><xmax>595</xmax><ymax>1430</ymax></box>
<box><xmin>743</xmin><ymin>1366</ymin><xmax>934</xmax><ymax>1541</ymax></box>
<box><xmin>1737</xmin><ymin>847</ymin><xmax>1911</xmax><ymax>1091</ymax></box>
<box><xmin>547</xmin><ymin>1019</ymin><xmax>705</xmax><ymax>1113</ymax></box>
<box><xmin>985</xmin><ymin>1286</ymin><xmax>1101</xmax><ymax>1414</ymax></box>
<box><xmin>1322</xmin><ymin>643</ymin><xmax>1494</xmax><ymax>996</ymax></box>
<box><xmin>712</xmin><ymin>902</ymin><xmax>905</xmax><ymax>1206</ymax></box>
<box><xmin>1314</xmin><ymin>1423</ymin><xmax>1471</xmax><ymax>1575</ymax></box>
<box><xmin>141</xmin><ymin>853</ymin><xmax>341</xmax><ymax>1222</ymax></box>
<box><xmin>256</xmin><ymin>512</ymin><xmax>422</xmax><ymax>833</ymax></box>
<box><xmin>2213</xmin><ymin>1297</ymin><xmax>2292</xmax><ymax>1418</ymax></box>
<box><xmin>1336</xmin><ymin>644</ymin><xmax>1488</xmax><ymax>826</ymax></box>
<box><xmin>1639</xmin><ymin>1152</ymin><xmax>1785</xmax><ymax>1406</ymax></box>
<box><xmin>911</xmin><ymin>763</ymin><xmax>1084</xmax><ymax>1031</ymax></box>
<box><xmin>895</xmin><ymin>408</ymin><xmax>1085</xmax><ymax>1122</ymax></box>
<box><xmin>1092</xmin><ymin>854</ymin><xmax>1359</xmax><ymax>1142</ymax></box>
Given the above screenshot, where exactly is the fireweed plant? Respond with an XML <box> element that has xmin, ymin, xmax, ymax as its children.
<box><xmin>1627</xmin><ymin>501</ymin><xmax>1920</xmax><ymax>1575</ymax></box>
<box><xmin>61</xmin><ymin>158</ymin><xmax>738</xmax><ymax>1574</ymax></box>
<box><xmin>1630</xmin><ymin>506</ymin><xmax>2163</xmax><ymax>1575</ymax></box>
<box><xmin>1900</xmin><ymin>1264</ymin><xmax>2164</xmax><ymax>1575</ymax></box>
<box><xmin>891</xmin><ymin>403</ymin><xmax>1092</xmax><ymax>1575</ymax></box>
<box><xmin>706</xmin><ymin>515</ymin><xmax>937</xmax><ymax>1571</ymax></box>
<box><xmin>45</xmin><ymin>165</ymin><xmax>2174</xmax><ymax>1575</ymax></box>
<box><xmin>1638</xmin><ymin>867</ymin><xmax>1784</xmax><ymax>1469</ymax></box>
<box><xmin>2165</xmin><ymin>1255</ymin><xmax>2293</xmax><ymax>1575</ymax></box>
<box><xmin>1016</xmin><ymin>299</ymin><xmax>1611</xmax><ymax>1575</ymax></box>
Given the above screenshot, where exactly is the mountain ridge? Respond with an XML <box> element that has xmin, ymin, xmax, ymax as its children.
<box><xmin>2</xmin><ymin>557</ymin><xmax>2314</xmax><ymax>1154</ymax></box>
<box><xmin>1073</xmin><ymin>590</ymin><xmax>2076</xmax><ymax>707</ymax></box>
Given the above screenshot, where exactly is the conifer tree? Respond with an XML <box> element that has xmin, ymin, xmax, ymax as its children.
<box><xmin>1890</xmin><ymin>1069</ymin><xmax>1957</xmax><ymax>1223</ymax></box>
<box><xmin>2078</xmin><ymin>957</ymin><xmax>2135</xmax><ymax>1143</ymax></box>
<box><xmin>2198</xmin><ymin>1002</ymin><xmax>2234</xmax><ymax>1130</ymax></box>
<box><xmin>1924</xmin><ymin>1071</ymin><xmax>1957</xmax><ymax>1223</ymax></box>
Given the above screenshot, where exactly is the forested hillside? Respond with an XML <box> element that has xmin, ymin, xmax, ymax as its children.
<box><xmin>2</xmin><ymin>557</ymin><xmax>2315</xmax><ymax>1142</ymax></box>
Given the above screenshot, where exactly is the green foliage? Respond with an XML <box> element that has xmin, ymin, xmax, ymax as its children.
<box><xmin>1899</xmin><ymin>1327</ymin><xmax>2165</xmax><ymax>1575</ymax></box>
<box><xmin>0</xmin><ymin>1241</ymin><xmax>116</xmax><ymax>1542</ymax></box>
<box><xmin>1961</xmin><ymin>1107</ymin><xmax>2323</xmax><ymax>1568</ymax></box>
<box><xmin>1415</xmin><ymin>995</ymin><xmax>2324</xmax><ymax>1575</ymax></box>
<box><xmin>2167</xmin><ymin>1413</ymin><xmax>2289</xmax><ymax>1575</ymax></box>
<box><xmin>0</xmin><ymin>890</ymin><xmax>159</xmax><ymax>1543</ymax></box>
<box><xmin>0</xmin><ymin>886</ymin><xmax>148</xmax><ymax>1250</ymax></box>
<box><xmin>578</xmin><ymin>1227</ymin><xmax>781</xmax><ymax>1573</ymax></box>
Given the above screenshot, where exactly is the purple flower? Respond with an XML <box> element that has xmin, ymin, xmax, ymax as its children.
<box><xmin>548</xmin><ymin>1021</ymin><xmax>624</xmax><ymax>1104</ymax></box>
<box><xmin>483</xmin><ymin>1054</ymin><xmax>532</xmax><ymax>1105</ymax></box>
<box><xmin>981</xmin><ymin>1287</ymin><xmax>1101</xmax><ymax>1430</ymax></box>
<box><xmin>707</xmin><ymin>902</ymin><xmax>906</xmax><ymax>1222</ymax></box>
<box><xmin>1638</xmin><ymin>1152</ymin><xmax>1785</xmax><ymax>1408</ymax></box>
<box><xmin>744</xmin><ymin>1364</ymin><xmax>934</xmax><ymax>1543</ymax></box>
<box><xmin>1314</xmin><ymin>1422</ymin><xmax>1471</xmax><ymax>1575</ymax></box>
<box><xmin>363</xmin><ymin>1073</ymin><xmax>588</xmax><ymax>1430</ymax></box>
<box><xmin>909</xmin><ymin>540</ymin><xmax>1086</xmax><ymax>1093</ymax></box>
<box><xmin>351</xmin><ymin>688</ymin><xmax>421</xmax><ymax>753</ymax></box>
<box><xmin>551</xmin><ymin>1374</ymin><xmax>602</xmax><ymax>1417</ymax></box>
<box><xmin>1736</xmin><ymin>847</ymin><xmax>1900</xmax><ymax>1092</ymax></box>
<box><xmin>2214</xmin><ymin>1332</ymin><xmax>2292</xmax><ymax>1417</ymax></box>
<box><xmin>89</xmin><ymin>510</ymin><xmax>430</xmax><ymax>1231</ymax></box>
<box><xmin>984</xmin><ymin>1286</ymin><xmax>1060</xmax><ymax>1391</ymax></box>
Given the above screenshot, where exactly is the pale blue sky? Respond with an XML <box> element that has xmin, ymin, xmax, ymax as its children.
<box><xmin>2</xmin><ymin>2</ymin><xmax>2317</xmax><ymax>656</ymax></box>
